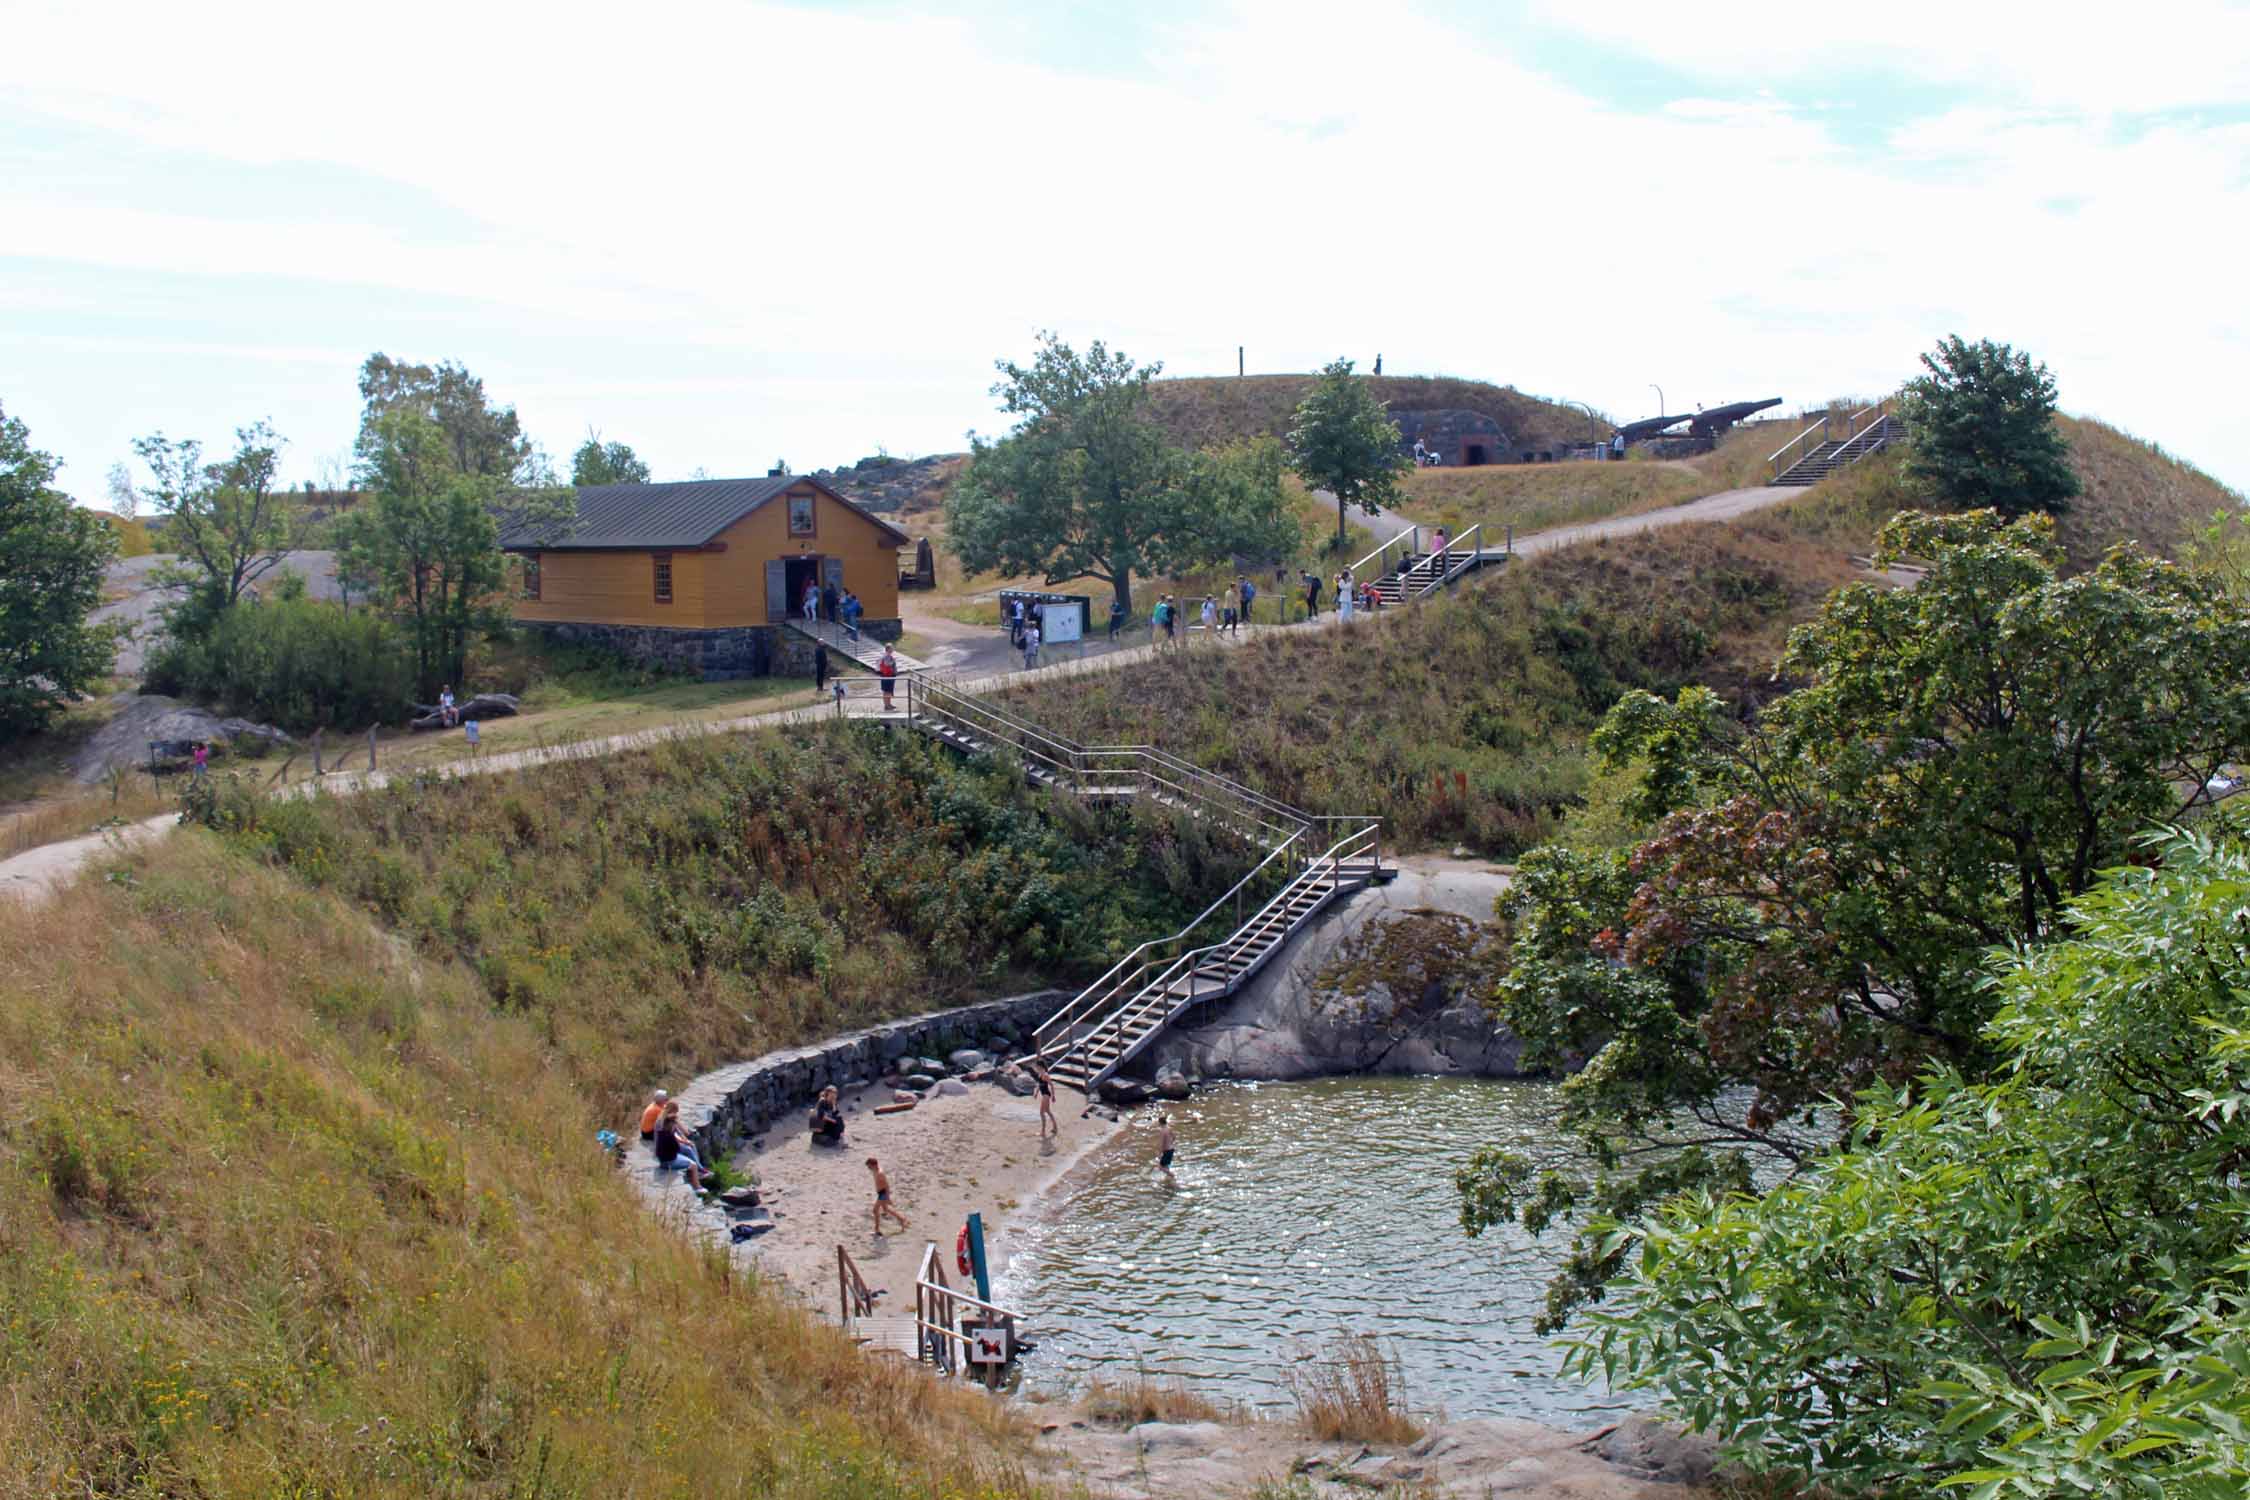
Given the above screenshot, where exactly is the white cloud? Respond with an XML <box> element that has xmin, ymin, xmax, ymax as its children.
<box><xmin>0</xmin><ymin>0</ymin><xmax>2245</xmax><ymax>490</ymax></box>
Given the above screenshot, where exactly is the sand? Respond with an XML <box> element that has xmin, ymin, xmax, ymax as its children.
<box><xmin>735</xmin><ymin>1077</ymin><xmax>1129</xmax><ymax>1312</ymax></box>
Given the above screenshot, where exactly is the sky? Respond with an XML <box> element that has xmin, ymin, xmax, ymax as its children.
<box><xmin>4</xmin><ymin>0</ymin><xmax>2249</xmax><ymax>498</ymax></box>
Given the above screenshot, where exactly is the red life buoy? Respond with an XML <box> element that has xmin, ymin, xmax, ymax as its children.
<box><xmin>957</xmin><ymin>1223</ymin><xmax>974</xmax><ymax>1276</ymax></box>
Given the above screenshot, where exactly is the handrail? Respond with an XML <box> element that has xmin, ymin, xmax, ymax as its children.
<box><xmin>1768</xmin><ymin>399</ymin><xmax>1897</xmax><ymax>480</ymax></box>
<box><xmin>1401</xmin><ymin>523</ymin><xmax>1483</xmax><ymax>599</ymax></box>
<box><xmin>1350</xmin><ymin>524</ymin><xmax>1420</xmax><ymax>585</ymax></box>
<box><xmin>838</xmin><ymin>1244</ymin><xmax>878</xmax><ymax>1322</ymax></box>
<box><xmin>1032</xmin><ymin>827</ymin><xmax>1310</xmax><ymax>1060</ymax></box>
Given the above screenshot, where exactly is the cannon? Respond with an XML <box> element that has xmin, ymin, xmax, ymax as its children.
<box><xmin>1687</xmin><ymin>398</ymin><xmax>1784</xmax><ymax>440</ymax></box>
<box><xmin>1612</xmin><ymin>413</ymin><xmax>1694</xmax><ymax>446</ymax></box>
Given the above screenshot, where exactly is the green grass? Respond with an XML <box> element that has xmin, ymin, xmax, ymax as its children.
<box><xmin>1145</xmin><ymin>372</ymin><xmax>1597</xmax><ymax>455</ymax></box>
<box><xmin>1010</xmin><ymin>521</ymin><xmax>1861</xmax><ymax>856</ymax></box>
<box><xmin>1389</xmin><ymin>458</ymin><xmax>1713</xmax><ymax>538</ymax></box>
<box><xmin>0</xmin><ymin>720</ymin><xmax>1270</xmax><ymax>1493</ymax></box>
<box><xmin>0</xmin><ymin>830</ymin><xmax>1052</xmax><ymax>1499</ymax></box>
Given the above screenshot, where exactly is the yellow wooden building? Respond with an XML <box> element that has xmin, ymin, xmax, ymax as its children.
<box><xmin>499</xmin><ymin>475</ymin><xmax>909</xmax><ymax>679</ymax></box>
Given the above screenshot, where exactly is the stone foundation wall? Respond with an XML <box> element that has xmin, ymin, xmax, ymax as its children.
<box><xmin>520</xmin><ymin>620</ymin><xmax>784</xmax><ymax>681</ymax></box>
<box><xmin>671</xmin><ymin>990</ymin><xmax>1068</xmax><ymax>1159</ymax></box>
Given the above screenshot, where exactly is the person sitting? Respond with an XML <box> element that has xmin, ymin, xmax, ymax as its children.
<box><xmin>810</xmin><ymin>1085</ymin><xmax>846</xmax><ymax>1145</ymax></box>
<box><xmin>438</xmin><ymin>685</ymin><xmax>459</xmax><ymax>726</ymax></box>
<box><xmin>638</xmin><ymin>1087</ymin><xmax>668</xmax><ymax>1142</ymax></box>
<box><xmin>652</xmin><ymin>1100</ymin><xmax>711</xmax><ymax>1191</ymax></box>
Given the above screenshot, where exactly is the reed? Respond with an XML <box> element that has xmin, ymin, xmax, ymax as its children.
<box><xmin>1284</xmin><ymin>1334</ymin><xmax>1424</xmax><ymax>1446</ymax></box>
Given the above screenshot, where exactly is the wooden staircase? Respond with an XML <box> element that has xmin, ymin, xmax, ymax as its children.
<box><xmin>784</xmin><ymin>616</ymin><xmax>927</xmax><ymax>673</ymax></box>
<box><xmin>891</xmin><ymin>674</ymin><xmax>1387</xmax><ymax>1092</ymax></box>
<box><xmin>1768</xmin><ymin>402</ymin><xmax>1902</xmax><ymax>487</ymax></box>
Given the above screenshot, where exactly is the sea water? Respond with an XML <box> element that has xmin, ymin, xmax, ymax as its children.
<box><xmin>995</xmin><ymin>1075</ymin><xmax>1648</xmax><ymax>1422</ymax></box>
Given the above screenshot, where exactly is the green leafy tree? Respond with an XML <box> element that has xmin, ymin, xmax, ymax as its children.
<box><xmin>947</xmin><ymin>334</ymin><xmax>1299</xmax><ymax>612</ymax></box>
<box><xmin>0</xmin><ymin>402</ymin><xmax>120</xmax><ymax>741</ymax></box>
<box><xmin>356</xmin><ymin>353</ymin><xmax>533</xmax><ymax>482</ymax></box>
<box><xmin>1287</xmin><ymin>357</ymin><xmax>1410</xmax><ymax>551</ymax></box>
<box><xmin>1569</xmin><ymin>817</ymin><xmax>2250</xmax><ymax>1494</ymax></box>
<box><xmin>337</xmin><ymin>409</ymin><xmax>509</xmax><ymax>698</ymax></box>
<box><xmin>570</xmin><ymin>434</ymin><xmax>651</xmax><ymax>487</ymax></box>
<box><xmin>1900</xmin><ymin>335</ymin><xmax>2080</xmax><ymax>519</ymax></box>
<box><xmin>132</xmin><ymin>420</ymin><xmax>295</xmax><ymax>625</ymax></box>
<box><xmin>1462</xmin><ymin>510</ymin><xmax>2250</xmax><ymax>1327</ymax></box>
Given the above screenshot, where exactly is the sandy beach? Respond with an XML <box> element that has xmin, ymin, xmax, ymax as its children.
<box><xmin>734</xmin><ymin>1076</ymin><xmax>1130</xmax><ymax>1312</ymax></box>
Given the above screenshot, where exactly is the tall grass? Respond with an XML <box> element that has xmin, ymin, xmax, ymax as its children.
<box><xmin>1394</xmin><ymin>460</ymin><xmax>1711</xmax><ymax>537</ymax></box>
<box><xmin>181</xmin><ymin>721</ymin><xmax>1248</xmax><ymax>1118</ymax></box>
<box><xmin>1010</xmin><ymin>523</ymin><xmax>1857</xmax><ymax>856</ymax></box>
<box><xmin>0</xmin><ymin>834</ymin><xmax>1053</xmax><ymax>1497</ymax></box>
<box><xmin>1284</xmin><ymin>1334</ymin><xmax>1423</xmax><ymax>1445</ymax></box>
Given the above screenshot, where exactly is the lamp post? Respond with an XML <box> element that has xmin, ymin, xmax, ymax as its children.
<box><xmin>1649</xmin><ymin>383</ymin><xmax>1665</xmax><ymax>418</ymax></box>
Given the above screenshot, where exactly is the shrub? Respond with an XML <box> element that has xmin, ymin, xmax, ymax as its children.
<box><xmin>146</xmin><ymin>592</ymin><xmax>416</xmax><ymax>730</ymax></box>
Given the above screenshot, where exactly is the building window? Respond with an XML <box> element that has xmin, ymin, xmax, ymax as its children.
<box><xmin>788</xmin><ymin>493</ymin><xmax>816</xmax><ymax>536</ymax></box>
<box><xmin>653</xmin><ymin>553</ymin><xmax>673</xmax><ymax>604</ymax></box>
<box><xmin>522</xmin><ymin>553</ymin><xmax>541</xmax><ymax>600</ymax></box>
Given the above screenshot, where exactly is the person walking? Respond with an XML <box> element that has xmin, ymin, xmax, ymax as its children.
<box><xmin>801</xmin><ymin>580</ymin><xmax>820</xmax><ymax>624</ymax></box>
<box><xmin>1199</xmin><ymin>596</ymin><xmax>1217</xmax><ymax>637</ymax></box>
<box><xmin>1303</xmin><ymin>571</ymin><xmax>1322</xmax><ymax>619</ymax></box>
<box><xmin>814</xmin><ymin>642</ymin><xmax>830</xmax><ymax>694</ymax></box>
<box><xmin>866</xmin><ymin>1157</ymin><xmax>910</xmax><ymax>1236</ymax></box>
<box><xmin>1238</xmin><ymin>575</ymin><xmax>1256</xmax><ymax>627</ymax></box>
<box><xmin>1156</xmin><ymin>1114</ymin><xmax>1177</xmax><ymax>1179</ymax></box>
<box><xmin>822</xmin><ymin>580</ymin><xmax>840</xmax><ymax>625</ymax></box>
<box><xmin>843</xmin><ymin>591</ymin><xmax>863</xmax><ymax>641</ymax></box>
<box><xmin>1108</xmin><ymin>598</ymin><xmax>1126</xmax><ymax>642</ymax></box>
<box><xmin>1022</xmin><ymin>619</ymin><xmax>1041</xmax><ymax>669</ymax></box>
<box><xmin>191</xmin><ymin>742</ymin><xmax>209</xmax><ymax>780</ymax></box>
<box><xmin>1155</xmin><ymin>596</ymin><xmax>1175</xmax><ymax>647</ymax></box>
<box><xmin>877</xmin><ymin>645</ymin><xmax>898</xmax><ymax>711</ymax></box>
<box><xmin>1337</xmin><ymin>573</ymin><xmax>1355</xmax><ymax>624</ymax></box>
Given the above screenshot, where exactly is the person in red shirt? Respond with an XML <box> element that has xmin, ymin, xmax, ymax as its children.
<box><xmin>877</xmin><ymin>646</ymin><xmax>898</xmax><ymax>711</ymax></box>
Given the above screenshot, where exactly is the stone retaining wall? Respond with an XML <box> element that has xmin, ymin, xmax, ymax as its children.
<box><xmin>673</xmin><ymin>989</ymin><xmax>1068</xmax><ymax>1159</ymax></box>
<box><xmin>523</xmin><ymin>618</ymin><xmax>902</xmax><ymax>681</ymax></box>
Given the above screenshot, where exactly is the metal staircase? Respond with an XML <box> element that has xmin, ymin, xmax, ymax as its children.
<box><xmin>1767</xmin><ymin>401</ymin><xmax>1903</xmax><ymax>487</ymax></box>
<box><xmin>889</xmin><ymin>674</ymin><xmax>1388</xmax><ymax>1093</ymax></box>
<box><xmin>1353</xmin><ymin>523</ymin><xmax>1496</xmax><ymax>608</ymax></box>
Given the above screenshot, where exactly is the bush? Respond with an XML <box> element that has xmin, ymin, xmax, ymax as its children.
<box><xmin>146</xmin><ymin>593</ymin><xmax>416</xmax><ymax>730</ymax></box>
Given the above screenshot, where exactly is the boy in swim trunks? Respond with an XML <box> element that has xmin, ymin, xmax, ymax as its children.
<box><xmin>1157</xmin><ymin>1115</ymin><xmax>1176</xmax><ymax>1176</ymax></box>
<box><xmin>867</xmin><ymin>1157</ymin><xmax>910</xmax><ymax>1235</ymax></box>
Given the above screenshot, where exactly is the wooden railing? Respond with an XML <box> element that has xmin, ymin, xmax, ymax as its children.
<box><xmin>913</xmin><ymin>1243</ymin><xmax>1021</xmax><ymax>1381</ymax></box>
<box><xmin>838</xmin><ymin>1244</ymin><xmax>879</xmax><ymax>1323</ymax></box>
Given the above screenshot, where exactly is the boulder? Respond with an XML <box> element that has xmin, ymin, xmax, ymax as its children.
<box><xmin>1099</xmin><ymin>1078</ymin><xmax>1155</xmax><ymax>1107</ymax></box>
<box><xmin>902</xmin><ymin>1073</ymin><xmax>937</xmax><ymax>1093</ymax></box>
<box><xmin>914</xmin><ymin>1057</ymin><xmax>947</xmax><ymax>1077</ymax></box>
<box><xmin>71</xmin><ymin>694</ymin><xmax>295</xmax><ymax>783</ymax></box>
<box><xmin>948</xmin><ymin>1048</ymin><xmax>987</xmax><ymax>1073</ymax></box>
<box><xmin>935</xmin><ymin>1078</ymin><xmax>970</xmax><ymax>1097</ymax></box>
<box><xmin>994</xmin><ymin>1066</ymin><xmax>1035</xmax><ymax>1097</ymax></box>
<box><xmin>1154</xmin><ymin>1072</ymin><xmax>1192</xmax><ymax>1101</ymax></box>
<box><xmin>1594</xmin><ymin>1417</ymin><xmax>1718</xmax><ymax>1485</ymax></box>
<box><xmin>876</xmin><ymin>1030</ymin><xmax>912</xmax><ymax>1060</ymax></box>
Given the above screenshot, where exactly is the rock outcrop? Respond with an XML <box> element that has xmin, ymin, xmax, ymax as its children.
<box><xmin>1137</xmin><ymin>863</ymin><xmax>1521</xmax><ymax>1084</ymax></box>
<box><xmin>71</xmin><ymin>694</ymin><xmax>294</xmax><ymax>783</ymax></box>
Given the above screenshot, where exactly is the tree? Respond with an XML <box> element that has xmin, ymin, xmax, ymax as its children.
<box><xmin>0</xmin><ymin>402</ymin><xmax>120</xmax><ymax>741</ymax></box>
<box><xmin>1287</xmin><ymin>357</ymin><xmax>1411</xmax><ymax>552</ymax></box>
<box><xmin>356</xmin><ymin>353</ymin><xmax>533</xmax><ymax>482</ymax></box>
<box><xmin>132</xmin><ymin>420</ymin><xmax>295</xmax><ymax>624</ymax></box>
<box><xmin>1569</xmin><ymin>818</ymin><xmax>2250</xmax><ymax>1493</ymax></box>
<box><xmin>104</xmin><ymin>461</ymin><xmax>138</xmax><ymax>519</ymax></box>
<box><xmin>1900</xmin><ymin>335</ymin><xmax>2080</xmax><ymax>519</ymax></box>
<box><xmin>946</xmin><ymin>334</ymin><xmax>1300</xmax><ymax>612</ymax></box>
<box><xmin>570</xmin><ymin>433</ymin><xmax>651</xmax><ymax>487</ymax></box>
<box><xmin>337</xmin><ymin>409</ymin><xmax>509</xmax><ymax>698</ymax></box>
<box><xmin>1460</xmin><ymin>510</ymin><xmax>2250</xmax><ymax>1327</ymax></box>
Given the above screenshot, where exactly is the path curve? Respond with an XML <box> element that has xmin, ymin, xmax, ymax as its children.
<box><xmin>5</xmin><ymin>482</ymin><xmax>1793</xmax><ymax>904</ymax></box>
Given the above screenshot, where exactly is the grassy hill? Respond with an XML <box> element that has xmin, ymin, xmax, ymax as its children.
<box><xmin>0</xmin><ymin>727</ymin><xmax>1250</xmax><ymax>1495</ymax></box>
<box><xmin>1776</xmin><ymin>413</ymin><xmax>2243</xmax><ymax>569</ymax></box>
<box><xmin>1144</xmin><ymin>373</ymin><xmax>1598</xmax><ymax>455</ymax></box>
<box><xmin>1010</xmin><ymin>519</ymin><xmax>1860</xmax><ymax>855</ymax></box>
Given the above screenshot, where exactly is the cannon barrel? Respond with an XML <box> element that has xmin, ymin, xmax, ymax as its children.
<box><xmin>1614</xmin><ymin>412</ymin><xmax>1694</xmax><ymax>443</ymax></box>
<box><xmin>1687</xmin><ymin>397</ymin><xmax>1784</xmax><ymax>436</ymax></box>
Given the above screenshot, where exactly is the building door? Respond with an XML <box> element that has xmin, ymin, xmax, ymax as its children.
<box><xmin>1464</xmin><ymin>444</ymin><xmax>1488</xmax><ymax>466</ymax></box>
<box><xmin>784</xmin><ymin>555</ymin><xmax>822</xmax><ymax>620</ymax></box>
<box><xmin>765</xmin><ymin>559</ymin><xmax>787</xmax><ymax>621</ymax></box>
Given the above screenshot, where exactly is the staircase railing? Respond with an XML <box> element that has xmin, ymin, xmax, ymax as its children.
<box><xmin>1035</xmin><ymin>819</ymin><xmax>1384</xmax><ymax>1086</ymax></box>
<box><xmin>1768</xmin><ymin>399</ymin><xmax>1896</xmax><ymax>481</ymax></box>
<box><xmin>1350</xmin><ymin>525</ymin><xmax>1422</xmax><ymax>585</ymax></box>
<box><xmin>1416</xmin><ymin>523</ymin><xmax>1485</xmax><ymax>596</ymax></box>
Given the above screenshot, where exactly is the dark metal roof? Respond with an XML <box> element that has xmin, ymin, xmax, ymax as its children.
<box><xmin>498</xmin><ymin>475</ymin><xmax>910</xmax><ymax>551</ymax></box>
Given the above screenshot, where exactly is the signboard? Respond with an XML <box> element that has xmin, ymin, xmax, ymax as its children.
<box><xmin>1040</xmin><ymin>601</ymin><xmax>1082</xmax><ymax>644</ymax></box>
<box><xmin>963</xmin><ymin>1322</ymin><xmax>1012</xmax><ymax>1365</ymax></box>
<box><xmin>996</xmin><ymin>590</ymin><xmax>1090</xmax><ymax>642</ymax></box>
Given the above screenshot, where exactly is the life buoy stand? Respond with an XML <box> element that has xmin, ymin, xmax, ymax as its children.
<box><xmin>957</xmin><ymin>1223</ymin><xmax>974</xmax><ymax>1276</ymax></box>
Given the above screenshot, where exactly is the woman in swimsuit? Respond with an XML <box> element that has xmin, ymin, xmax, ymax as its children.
<box><xmin>1029</xmin><ymin>1061</ymin><xmax>1058</xmax><ymax>1139</ymax></box>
